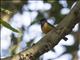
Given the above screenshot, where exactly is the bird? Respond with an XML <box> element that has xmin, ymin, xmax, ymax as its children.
<box><xmin>40</xmin><ymin>18</ymin><xmax>68</xmax><ymax>41</ymax></box>
<box><xmin>40</xmin><ymin>18</ymin><xmax>56</xmax><ymax>34</ymax></box>
<box><xmin>40</xmin><ymin>18</ymin><xmax>68</xmax><ymax>52</ymax></box>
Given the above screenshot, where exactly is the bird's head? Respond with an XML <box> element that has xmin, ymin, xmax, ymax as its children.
<box><xmin>40</xmin><ymin>18</ymin><xmax>47</xmax><ymax>27</ymax></box>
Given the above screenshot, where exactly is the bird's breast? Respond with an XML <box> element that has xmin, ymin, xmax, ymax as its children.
<box><xmin>42</xmin><ymin>23</ymin><xmax>53</xmax><ymax>34</ymax></box>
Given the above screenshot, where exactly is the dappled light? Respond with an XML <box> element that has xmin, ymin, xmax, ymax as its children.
<box><xmin>1</xmin><ymin>0</ymin><xmax>80</xmax><ymax>60</ymax></box>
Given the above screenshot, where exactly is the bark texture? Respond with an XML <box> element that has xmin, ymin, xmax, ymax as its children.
<box><xmin>1</xmin><ymin>0</ymin><xmax>80</xmax><ymax>60</ymax></box>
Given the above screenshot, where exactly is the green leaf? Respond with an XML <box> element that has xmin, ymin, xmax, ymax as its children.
<box><xmin>0</xmin><ymin>19</ymin><xmax>19</xmax><ymax>33</ymax></box>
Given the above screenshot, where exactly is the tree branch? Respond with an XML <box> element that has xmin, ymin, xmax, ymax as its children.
<box><xmin>1</xmin><ymin>1</ymin><xmax>80</xmax><ymax>60</ymax></box>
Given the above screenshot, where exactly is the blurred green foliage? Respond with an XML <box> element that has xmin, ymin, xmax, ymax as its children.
<box><xmin>1</xmin><ymin>0</ymin><xmax>75</xmax><ymax>28</ymax></box>
<box><xmin>0</xmin><ymin>19</ymin><xmax>19</xmax><ymax>32</ymax></box>
<box><xmin>30</xmin><ymin>0</ymin><xmax>75</xmax><ymax>25</ymax></box>
<box><xmin>1</xmin><ymin>0</ymin><xmax>77</xmax><ymax>57</ymax></box>
<box><xmin>1</xmin><ymin>0</ymin><xmax>27</xmax><ymax>13</ymax></box>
